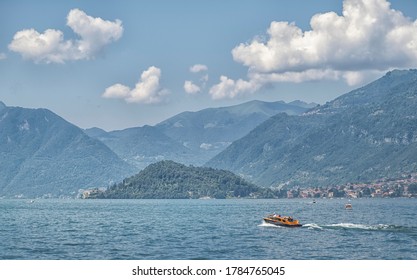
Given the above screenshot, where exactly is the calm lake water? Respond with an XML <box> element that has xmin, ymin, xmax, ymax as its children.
<box><xmin>1</xmin><ymin>198</ymin><xmax>416</xmax><ymax>260</ymax></box>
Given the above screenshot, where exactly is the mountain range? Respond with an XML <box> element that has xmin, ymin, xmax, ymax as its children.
<box><xmin>0</xmin><ymin>99</ymin><xmax>313</xmax><ymax>197</ymax></box>
<box><xmin>2</xmin><ymin>69</ymin><xmax>417</xmax><ymax>197</ymax></box>
<box><xmin>85</xmin><ymin>100</ymin><xmax>315</xmax><ymax>168</ymax></box>
<box><xmin>207</xmin><ymin>69</ymin><xmax>417</xmax><ymax>188</ymax></box>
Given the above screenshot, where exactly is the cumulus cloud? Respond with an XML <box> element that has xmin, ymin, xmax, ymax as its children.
<box><xmin>209</xmin><ymin>76</ymin><xmax>261</xmax><ymax>100</ymax></box>
<box><xmin>184</xmin><ymin>80</ymin><xmax>201</xmax><ymax>94</ymax></box>
<box><xmin>210</xmin><ymin>0</ymin><xmax>417</xmax><ymax>99</ymax></box>
<box><xmin>102</xmin><ymin>66</ymin><xmax>169</xmax><ymax>104</ymax></box>
<box><xmin>190</xmin><ymin>64</ymin><xmax>208</xmax><ymax>73</ymax></box>
<box><xmin>8</xmin><ymin>9</ymin><xmax>123</xmax><ymax>63</ymax></box>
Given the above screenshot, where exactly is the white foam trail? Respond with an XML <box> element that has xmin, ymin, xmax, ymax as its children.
<box><xmin>326</xmin><ymin>223</ymin><xmax>391</xmax><ymax>231</ymax></box>
<box><xmin>303</xmin><ymin>223</ymin><xmax>323</xmax><ymax>230</ymax></box>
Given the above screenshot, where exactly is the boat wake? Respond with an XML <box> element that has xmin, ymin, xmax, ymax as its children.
<box><xmin>303</xmin><ymin>223</ymin><xmax>323</xmax><ymax>230</ymax></box>
<box><xmin>325</xmin><ymin>223</ymin><xmax>393</xmax><ymax>231</ymax></box>
<box><xmin>260</xmin><ymin>221</ymin><xmax>415</xmax><ymax>234</ymax></box>
<box><xmin>304</xmin><ymin>222</ymin><xmax>412</xmax><ymax>233</ymax></box>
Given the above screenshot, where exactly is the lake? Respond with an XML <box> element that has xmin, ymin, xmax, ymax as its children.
<box><xmin>1</xmin><ymin>198</ymin><xmax>416</xmax><ymax>259</ymax></box>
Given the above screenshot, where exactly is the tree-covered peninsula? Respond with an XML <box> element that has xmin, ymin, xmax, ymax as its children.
<box><xmin>85</xmin><ymin>160</ymin><xmax>275</xmax><ymax>199</ymax></box>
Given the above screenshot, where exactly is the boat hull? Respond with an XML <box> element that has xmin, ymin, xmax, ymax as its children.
<box><xmin>263</xmin><ymin>217</ymin><xmax>302</xmax><ymax>227</ymax></box>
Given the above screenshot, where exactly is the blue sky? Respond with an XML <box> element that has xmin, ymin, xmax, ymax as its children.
<box><xmin>1</xmin><ymin>0</ymin><xmax>417</xmax><ymax>130</ymax></box>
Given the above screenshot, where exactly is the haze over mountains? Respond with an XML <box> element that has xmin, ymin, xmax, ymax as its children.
<box><xmin>1</xmin><ymin>69</ymin><xmax>417</xmax><ymax>198</ymax></box>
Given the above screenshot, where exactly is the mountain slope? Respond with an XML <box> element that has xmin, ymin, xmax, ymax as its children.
<box><xmin>207</xmin><ymin>70</ymin><xmax>417</xmax><ymax>188</ymax></box>
<box><xmin>0</xmin><ymin>104</ymin><xmax>136</xmax><ymax>198</ymax></box>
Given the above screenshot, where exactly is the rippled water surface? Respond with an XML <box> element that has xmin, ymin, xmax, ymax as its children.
<box><xmin>1</xmin><ymin>198</ymin><xmax>416</xmax><ymax>259</ymax></box>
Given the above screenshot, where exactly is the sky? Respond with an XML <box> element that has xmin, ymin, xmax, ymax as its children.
<box><xmin>1</xmin><ymin>0</ymin><xmax>417</xmax><ymax>131</ymax></box>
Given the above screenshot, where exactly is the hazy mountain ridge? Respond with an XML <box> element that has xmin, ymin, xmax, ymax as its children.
<box><xmin>85</xmin><ymin>125</ymin><xmax>194</xmax><ymax>169</ymax></box>
<box><xmin>155</xmin><ymin>100</ymin><xmax>315</xmax><ymax>164</ymax></box>
<box><xmin>86</xmin><ymin>99</ymin><xmax>314</xmax><ymax>167</ymax></box>
<box><xmin>0</xmin><ymin>104</ymin><xmax>136</xmax><ymax>198</ymax></box>
<box><xmin>207</xmin><ymin>69</ymin><xmax>417</xmax><ymax>188</ymax></box>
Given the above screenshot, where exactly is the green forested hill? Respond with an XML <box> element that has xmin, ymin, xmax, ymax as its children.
<box><xmin>89</xmin><ymin>160</ymin><xmax>275</xmax><ymax>199</ymax></box>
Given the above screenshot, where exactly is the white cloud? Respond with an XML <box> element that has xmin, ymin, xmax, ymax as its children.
<box><xmin>190</xmin><ymin>64</ymin><xmax>208</xmax><ymax>73</ymax></box>
<box><xmin>0</xmin><ymin>53</ymin><xmax>7</xmax><ymax>60</ymax></box>
<box><xmin>102</xmin><ymin>66</ymin><xmax>169</xmax><ymax>104</ymax></box>
<box><xmin>210</xmin><ymin>0</ymin><xmax>417</xmax><ymax>99</ymax></box>
<box><xmin>8</xmin><ymin>9</ymin><xmax>123</xmax><ymax>63</ymax></box>
<box><xmin>102</xmin><ymin>83</ymin><xmax>131</xmax><ymax>99</ymax></box>
<box><xmin>209</xmin><ymin>75</ymin><xmax>261</xmax><ymax>100</ymax></box>
<box><xmin>184</xmin><ymin>80</ymin><xmax>201</xmax><ymax>94</ymax></box>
